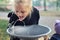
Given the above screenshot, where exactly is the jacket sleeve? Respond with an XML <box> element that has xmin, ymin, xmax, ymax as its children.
<box><xmin>7</xmin><ymin>14</ymin><xmax>18</xmax><ymax>28</ymax></box>
<box><xmin>36</xmin><ymin>10</ymin><xmax>40</xmax><ymax>24</ymax></box>
<box><xmin>9</xmin><ymin>14</ymin><xmax>18</xmax><ymax>24</ymax></box>
<box><xmin>7</xmin><ymin>12</ymin><xmax>13</xmax><ymax>18</ymax></box>
<box><xmin>33</xmin><ymin>7</ymin><xmax>40</xmax><ymax>24</ymax></box>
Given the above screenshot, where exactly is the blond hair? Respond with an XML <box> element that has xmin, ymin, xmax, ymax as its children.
<box><xmin>11</xmin><ymin>0</ymin><xmax>33</xmax><ymax>19</ymax></box>
<box><xmin>12</xmin><ymin>0</ymin><xmax>33</xmax><ymax>12</ymax></box>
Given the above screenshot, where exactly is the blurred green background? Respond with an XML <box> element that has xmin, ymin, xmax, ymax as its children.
<box><xmin>0</xmin><ymin>0</ymin><xmax>60</xmax><ymax>40</ymax></box>
<box><xmin>0</xmin><ymin>0</ymin><xmax>60</xmax><ymax>11</ymax></box>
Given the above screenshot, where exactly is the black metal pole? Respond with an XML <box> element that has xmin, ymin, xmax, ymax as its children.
<box><xmin>56</xmin><ymin>0</ymin><xmax>59</xmax><ymax>10</ymax></box>
<box><xmin>44</xmin><ymin>0</ymin><xmax>47</xmax><ymax>11</ymax></box>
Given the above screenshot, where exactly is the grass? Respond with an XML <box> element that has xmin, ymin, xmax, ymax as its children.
<box><xmin>0</xmin><ymin>19</ymin><xmax>10</xmax><ymax>40</ymax></box>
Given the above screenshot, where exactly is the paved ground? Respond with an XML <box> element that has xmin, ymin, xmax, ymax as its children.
<box><xmin>0</xmin><ymin>12</ymin><xmax>9</xmax><ymax>20</ymax></box>
<box><xmin>0</xmin><ymin>12</ymin><xmax>60</xmax><ymax>37</ymax></box>
<box><xmin>40</xmin><ymin>16</ymin><xmax>60</xmax><ymax>37</ymax></box>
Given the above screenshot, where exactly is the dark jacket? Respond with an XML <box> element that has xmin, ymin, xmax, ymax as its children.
<box><xmin>50</xmin><ymin>33</ymin><xmax>60</xmax><ymax>40</ymax></box>
<box><xmin>8</xmin><ymin>7</ymin><xmax>40</xmax><ymax>26</ymax></box>
<box><xmin>8</xmin><ymin>12</ymin><xmax>13</xmax><ymax>18</ymax></box>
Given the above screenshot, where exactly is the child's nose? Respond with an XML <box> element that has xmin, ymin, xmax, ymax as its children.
<box><xmin>19</xmin><ymin>13</ymin><xmax>23</xmax><ymax>16</ymax></box>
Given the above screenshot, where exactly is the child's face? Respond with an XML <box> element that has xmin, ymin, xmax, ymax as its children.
<box><xmin>15</xmin><ymin>6</ymin><xmax>30</xmax><ymax>21</ymax></box>
<box><xmin>14</xmin><ymin>0</ymin><xmax>32</xmax><ymax>21</ymax></box>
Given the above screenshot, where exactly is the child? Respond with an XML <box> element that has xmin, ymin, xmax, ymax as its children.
<box><xmin>8</xmin><ymin>0</ymin><xmax>40</xmax><ymax>40</ymax></box>
<box><xmin>50</xmin><ymin>20</ymin><xmax>60</xmax><ymax>40</ymax></box>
